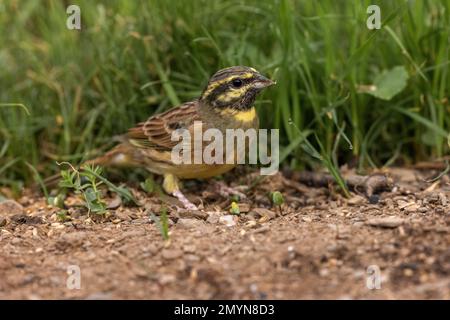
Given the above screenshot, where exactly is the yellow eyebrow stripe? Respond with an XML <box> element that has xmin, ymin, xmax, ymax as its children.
<box><xmin>215</xmin><ymin>84</ymin><xmax>252</xmax><ymax>102</ymax></box>
<box><xmin>203</xmin><ymin>72</ymin><xmax>254</xmax><ymax>97</ymax></box>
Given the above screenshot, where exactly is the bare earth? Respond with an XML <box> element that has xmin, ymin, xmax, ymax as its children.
<box><xmin>1</xmin><ymin>167</ymin><xmax>449</xmax><ymax>299</ymax></box>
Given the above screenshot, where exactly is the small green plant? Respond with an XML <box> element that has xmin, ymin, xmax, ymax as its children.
<box><xmin>140</xmin><ymin>176</ymin><xmax>156</xmax><ymax>193</ymax></box>
<box><xmin>47</xmin><ymin>193</ymin><xmax>66</xmax><ymax>208</ymax></box>
<box><xmin>57</xmin><ymin>162</ymin><xmax>139</xmax><ymax>215</ymax></box>
<box><xmin>230</xmin><ymin>201</ymin><xmax>240</xmax><ymax>215</ymax></box>
<box><xmin>56</xmin><ymin>210</ymin><xmax>70</xmax><ymax>222</ymax></box>
<box><xmin>150</xmin><ymin>207</ymin><xmax>170</xmax><ymax>241</ymax></box>
<box><xmin>288</xmin><ymin>120</ymin><xmax>351</xmax><ymax>198</ymax></box>
<box><xmin>81</xmin><ymin>165</ymin><xmax>139</xmax><ymax>206</ymax></box>
<box><xmin>58</xmin><ymin>163</ymin><xmax>108</xmax><ymax>215</ymax></box>
<box><xmin>270</xmin><ymin>191</ymin><xmax>285</xmax><ymax>214</ymax></box>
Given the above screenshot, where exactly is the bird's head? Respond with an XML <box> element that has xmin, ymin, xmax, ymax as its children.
<box><xmin>200</xmin><ymin>66</ymin><xmax>275</xmax><ymax>111</ymax></box>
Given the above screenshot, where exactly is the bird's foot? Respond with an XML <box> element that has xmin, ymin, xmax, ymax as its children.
<box><xmin>172</xmin><ymin>190</ymin><xmax>198</xmax><ymax>211</ymax></box>
<box><xmin>215</xmin><ymin>181</ymin><xmax>247</xmax><ymax>199</ymax></box>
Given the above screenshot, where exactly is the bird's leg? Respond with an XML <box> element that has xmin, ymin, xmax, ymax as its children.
<box><xmin>163</xmin><ymin>173</ymin><xmax>198</xmax><ymax>211</ymax></box>
<box><xmin>214</xmin><ymin>180</ymin><xmax>247</xmax><ymax>199</ymax></box>
<box><xmin>172</xmin><ymin>190</ymin><xmax>198</xmax><ymax>211</ymax></box>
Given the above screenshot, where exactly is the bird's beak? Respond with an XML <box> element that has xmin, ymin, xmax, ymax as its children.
<box><xmin>253</xmin><ymin>74</ymin><xmax>276</xmax><ymax>89</ymax></box>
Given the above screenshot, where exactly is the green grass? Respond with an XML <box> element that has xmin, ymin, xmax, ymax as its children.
<box><xmin>0</xmin><ymin>0</ymin><xmax>449</xmax><ymax>189</ymax></box>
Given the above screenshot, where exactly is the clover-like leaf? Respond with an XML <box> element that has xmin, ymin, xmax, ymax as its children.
<box><xmin>359</xmin><ymin>66</ymin><xmax>409</xmax><ymax>100</ymax></box>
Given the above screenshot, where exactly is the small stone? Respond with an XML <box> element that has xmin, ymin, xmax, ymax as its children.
<box><xmin>177</xmin><ymin>218</ymin><xmax>204</xmax><ymax>229</ymax></box>
<box><xmin>418</xmin><ymin>207</ymin><xmax>428</xmax><ymax>213</ymax></box>
<box><xmin>251</xmin><ymin>226</ymin><xmax>270</xmax><ymax>234</ymax></box>
<box><xmin>352</xmin><ymin>221</ymin><xmax>364</xmax><ymax>228</ymax></box>
<box><xmin>384</xmin><ymin>198</ymin><xmax>394</xmax><ymax>206</ymax></box>
<box><xmin>250</xmin><ymin>208</ymin><xmax>276</xmax><ymax>223</ymax></box>
<box><xmin>106</xmin><ymin>196</ymin><xmax>122</xmax><ymax>210</ymax></box>
<box><xmin>404</xmin><ymin>204</ymin><xmax>420</xmax><ymax>213</ymax></box>
<box><xmin>178</xmin><ymin>210</ymin><xmax>208</xmax><ymax>220</ymax></box>
<box><xmin>366</xmin><ymin>216</ymin><xmax>405</xmax><ymax>228</ymax></box>
<box><xmin>0</xmin><ymin>200</ymin><xmax>24</xmax><ymax>216</ymax></box>
<box><xmin>397</xmin><ymin>200</ymin><xmax>415</xmax><ymax>209</ymax></box>
<box><xmin>348</xmin><ymin>195</ymin><xmax>365</xmax><ymax>206</ymax></box>
<box><xmin>119</xmin><ymin>231</ymin><xmax>144</xmax><ymax>242</ymax></box>
<box><xmin>161</xmin><ymin>249</ymin><xmax>183</xmax><ymax>260</ymax></box>
<box><xmin>114</xmin><ymin>210</ymin><xmax>131</xmax><ymax>221</ymax></box>
<box><xmin>182</xmin><ymin>244</ymin><xmax>196</xmax><ymax>253</ymax></box>
<box><xmin>56</xmin><ymin>231</ymin><xmax>87</xmax><ymax>250</ymax></box>
<box><xmin>206</xmin><ymin>212</ymin><xmax>221</xmax><ymax>224</ymax></box>
<box><xmin>368</xmin><ymin>195</ymin><xmax>380</xmax><ymax>204</ymax></box>
<box><xmin>249</xmin><ymin>283</ymin><xmax>259</xmax><ymax>293</ymax></box>
<box><xmin>219</xmin><ymin>215</ymin><xmax>237</xmax><ymax>227</ymax></box>
<box><xmin>302</xmin><ymin>217</ymin><xmax>312</xmax><ymax>223</ymax></box>
<box><xmin>51</xmin><ymin>222</ymin><xmax>65</xmax><ymax>229</ymax></box>
<box><xmin>435</xmin><ymin>206</ymin><xmax>445</xmax><ymax>214</ymax></box>
<box><xmin>244</xmin><ymin>220</ymin><xmax>258</xmax><ymax>228</ymax></box>
<box><xmin>10</xmin><ymin>214</ymin><xmax>43</xmax><ymax>225</ymax></box>
<box><xmin>185</xmin><ymin>254</ymin><xmax>200</xmax><ymax>262</ymax></box>
<box><xmin>238</xmin><ymin>203</ymin><xmax>251</xmax><ymax>213</ymax></box>
<box><xmin>319</xmin><ymin>269</ymin><xmax>330</xmax><ymax>277</ymax></box>
<box><xmin>159</xmin><ymin>274</ymin><xmax>176</xmax><ymax>285</ymax></box>
<box><xmin>142</xmin><ymin>244</ymin><xmax>159</xmax><ymax>255</ymax></box>
<box><xmin>0</xmin><ymin>217</ymin><xmax>7</xmax><ymax>227</ymax></box>
<box><xmin>403</xmin><ymin>268</ymin><xmax>414</xmax><ymax>277</ymax></box>
<box><xmin>337</xmin><ymin>227</ymin><xmax>351</xmax><ymax>239</ymax></box>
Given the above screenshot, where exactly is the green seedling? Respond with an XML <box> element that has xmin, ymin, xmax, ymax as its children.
<box><xmin>58</xmin><ymin>163</ymin><xmax>107</xmax><ymax>215</ymax></box>
<box><xmin>230</xmin><ymin>201</ymin><xmax>240</xmax><ymax>215</ymax></box>
<box><xmin>140</xmin><ymin>176</ymin><xmax>156</xmax><ymax>194</ymax></box>
<box><xmin>150</xmin><ymin>207</ymin><xmax>170</xmax><ymax>241</ymax></box>
<box><xmin>270</xmin><ymin>191</ymin><xmax>285</xmax><ymax>214</ymax></box>
<box><xmin>56</xmin><ymin>210</ymin><xmax>70</xmax><ymax>222</ymax></box>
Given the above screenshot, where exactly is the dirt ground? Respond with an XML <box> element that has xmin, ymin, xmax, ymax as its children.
<box><xmin>1</xmin><ymin>166</ymin><xmax>449</xmax><ymax>300</ymax></box>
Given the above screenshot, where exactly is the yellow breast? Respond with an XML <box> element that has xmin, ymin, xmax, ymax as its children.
<box><xmin>220</xmin><ymin>107</ymin><xmax>257</xmax><ymax>123</ymax></box>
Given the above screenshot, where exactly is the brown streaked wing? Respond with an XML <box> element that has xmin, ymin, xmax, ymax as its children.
<box><xmin>126</xmin><ymin>100</ymin><xmax>201</xmax><ymax>151</ymax></box>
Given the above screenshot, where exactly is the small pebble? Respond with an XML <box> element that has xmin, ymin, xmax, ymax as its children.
<box><xmin>177</xmin><ymin>218</ymin><xmax>204</xmax><ymax>229</ymax></box>
<box><xmin>0</xmin><ymin>200</ymin><xmax>24</xmax><ymax>216</ymax></box>
<box><xmin>162</xmin><ymin>249</ymin><xmax>183</xmax><ymax>260</ymax></box>
<box><xmin>366</xmin><ymin>216</ymin><xmax>405</xmax><ymax>228</ymax></box>
<box><xmin>219</xmin><ymin>215</ymin><xmax>237</xmax><ymax>227</ymax></box>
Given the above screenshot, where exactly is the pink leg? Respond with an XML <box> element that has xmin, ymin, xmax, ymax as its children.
<box><xmin>173</xmin><ymin>190</ymin><xmax>198</xmax><ymax>211</ymax></box>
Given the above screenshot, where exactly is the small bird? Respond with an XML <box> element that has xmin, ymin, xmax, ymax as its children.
<box><xmin>89</xmin><ymin>66</ymin><xmax>275</xmax><ymax>209</ymax></box>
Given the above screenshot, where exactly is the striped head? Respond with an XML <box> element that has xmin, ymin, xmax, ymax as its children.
<box><xmin>200</xmin><ymin>66</ymin><xmax>275</xmax><ymax>110</ymax></box>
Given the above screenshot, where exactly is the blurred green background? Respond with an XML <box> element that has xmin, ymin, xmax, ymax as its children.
<box><xmin>0</xmin><ymin>0</ymin><xmax>449</xmax><ymax>190</ymax></box>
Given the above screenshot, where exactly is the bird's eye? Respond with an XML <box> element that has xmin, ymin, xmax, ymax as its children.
<box><xmin>231</xmin><ymin>78</ymin><xmax>243</xmax><ymax>88</ymax></box>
